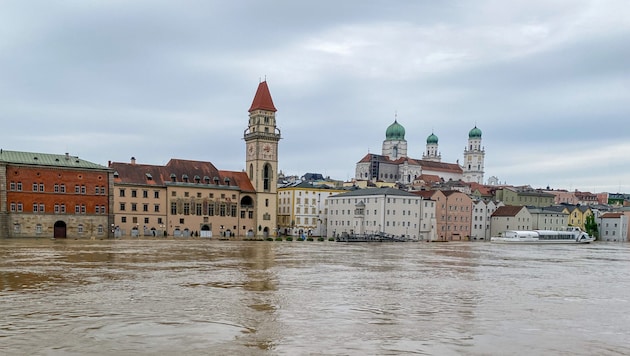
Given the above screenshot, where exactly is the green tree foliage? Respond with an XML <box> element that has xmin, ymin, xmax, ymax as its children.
<box><xmin>584</xmin><ymin>214</ymin><xmax>599</xmax><ymax>238</ymax></box>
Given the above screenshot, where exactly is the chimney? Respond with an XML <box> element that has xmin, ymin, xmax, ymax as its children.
<box><xmin>131</xmin><ymin>157</ymin><xmax>136</xmax><ymax>165</ymax></box>
<box><xmin>65</xmin><ymin>153</ymin><xmax>70</xmax><ymax>160</ymax></box>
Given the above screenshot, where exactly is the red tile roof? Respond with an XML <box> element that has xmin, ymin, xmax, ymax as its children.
<box><xmin>601</xmin><ymin>212</ymin><xmax>624</xmax><ymax>218</ymax></box>
<box><xmin>248</xmin><ymin>81</ymin><xmax>277</xmax><ymax>112</ymax></box>
<box><xmin>109</xmin><ymin>159</ymin><xmax>254</xmax><ymax>192</ymax></box>
<box><xmin>492</xmin><ymin>205</ymin><xmax>526</xmax><ymax>217</ymax></box>
<box><xmin>357</xmin><ymin>154</ymin><xmax>462</xmax><ymax>174</ymax></box>
<box><xmin>218</xmin><ymin>170</ymin><xmax>255</xmax><ymax>192</ymax></box>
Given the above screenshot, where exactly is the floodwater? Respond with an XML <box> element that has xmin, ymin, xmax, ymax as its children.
<box><xmin>1</xmin><ymin>239</ymin><xmax>629</xmax><ymax>356</ymax></box>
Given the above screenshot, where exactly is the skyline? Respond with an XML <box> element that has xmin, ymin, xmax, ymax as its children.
<box><xmin>1</xmin><ymin>1</ymin><xmax>629</xmax><ymax>193</ymax></box>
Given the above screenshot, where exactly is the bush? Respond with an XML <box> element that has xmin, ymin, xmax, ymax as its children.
<box><xmin>266</xmin><ymin>237</ymin><xmax>273</xmax><ymax>241</ymax></box>
<box><xmin>317</xmin><ymin>237</ymin><xmax>325</xmax><ymax>241</ymax></box>
<box><xmin>286</xmin><ymin>237</ymin><xmax>293</xmax><ymax>241</ymax></box>
<box><xmin>275</xmin><ymin>237</ymin><xmax>283</xmax><ymax>241</ymax></box>
<box><xmin>307</xmin><ymin>237</ymin><xmax>314</xmax><ymax>241</ymax></box>
<box><xmin>328</xmin><ymin>237</ymin><xmax>335</xmax><ymax>241</ymax></box>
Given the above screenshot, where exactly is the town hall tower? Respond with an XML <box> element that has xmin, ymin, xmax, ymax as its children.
<box><xmin>244</xmin><ymin>81</ymin><xmax>280</xmax><ymax>237</ymax></box>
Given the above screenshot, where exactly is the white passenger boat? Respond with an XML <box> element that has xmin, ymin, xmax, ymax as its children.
<box><xmin>491</xmin><ymin>227</ymin><xmax>594</xmax><ymax>244</ymax></box>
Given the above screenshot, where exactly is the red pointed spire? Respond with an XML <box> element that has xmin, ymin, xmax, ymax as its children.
<box><xmin>248</xmin><ymin>81</ymin><xmax>277</xmax><ymax>112</ymax></box>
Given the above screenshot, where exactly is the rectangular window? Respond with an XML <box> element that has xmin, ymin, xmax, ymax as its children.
<box><xmin>120</xmin><ymin>189</ymin><xmax>125</xmax><ymax>197</ymax></box>
<box><xmin>208</xmin><ymin>204</ymin><xmax>214</xmax><ymax>216</ymax></box>
<box><xmin>144</xmin><ymin>217</ymin><xmax>149</xmax><ymax>224</ymax></box>
<box><xmin>54</xmin><ymin>184</ymin><xmax>59</xmax><ymax>192</ymax></box>
<box><xmin>75</xmin><ymin>205</ymin><xmax>80</xmax><ymax>213</ymax></box>
<box><xmin>131</xmin><ymin>203</ymin><xmax>137</xmax><ymax>211</ymax></box>
<box><xmin>131</xmin><ymin>190</ymin><xmax>137</xmax><ymax>198</ymax></box>
<box><xmin>122</xmin><ymin>216</ymin><xmax>127</xmax><ymax>223</ymax></box>
<box><xmin>33</xmin><ymin>183</ymin><xmax>38</xmax><ymax>192</ymax></box>
<box><xmin>171</xmin><ymin>202</ymin><xmax>177</xmax><ymax>215</ymax></box>
<box><xmin>39</xmin><ymin>204</ymin><xmax>45</xmax><ymax>212</ymax></box>
<box><xmin>230</xmin><ymin>205</ymin><xmax>237</xmax><ymax>217</ymax></box>
<box><xmin>39</xmin><ymin>183</ymin><xmax>44</xmax><ymax>192</ymax></box>
<box><xmin>154</xmin><ymin>204</ymin><xmax>160</xmax><ymax>212</ymax></box>
<box><xmin>154</xmin><ymin>191</ymin><xmax>160</xmax><ymax>199</ymax></box>
<box><xmin>81</xmin><ymin>205</ymin><xmax>86</xmax><ymax>214</ymax></box>
<box><xmin>248</xmin><ymin>211</ymin><xmax>253</xmax><ymax>219</ymax></box>
<box><xmin>60</xmin><ymin>184</ymin><xmax>65</xmax><ymax>193</ymax></box>
<box><xmin>75</xmin><ymin>185</ymin><xmax>80</xmax><ymax>194</ymax></box>
<box><xmin>120</xmin><ymin>203</ymin><xmax>126</xmax><ymax>211</ymax></box>
<box><xmin>33</xmin><ymin>203</ymin><xmax>38</xmax><ymax>212</ymax></box>
<box><xmin>17</xmin><ymin>203</ymin><xmax>23</xmax><ymax>212</ymax></box>
<box><xmin>61</xmin><ymin>204</ymin><xmax>66</xmax><ymax>213</ymax></box>
<box><xmin>220</xmin><ymin>204</ymin><xmax>226</xmax><ymax>216</ymax></box>
<box><xmin>143</xmin><ymin>190</ymin><xmax>148</xmax><ymax>198</ymax></box>
<box><xmin>196</xmin><ymin>203</ymin><xmax>202</xmax><ymax>216</ymax></box>
<box><xmin>183</xmin><ymin>203</ymin><xmax>190</xmax><ymax>215</ymax></box>
<box><xmin>17</xmin><ymin>182</ymin><xmax>22</xmax><ymax>191</ymax></box>
<box><xmin>95</xmin><ymin>206</ymin><xmax>100</xmax><ymax>214</ymax></box>
<box><xmin>10</xmin><ymin>203</ymin><xmax>16</xmax><ymax>212</ymax></box>
<box><xmin>143</xmin><ymin>204</ymin><xmax>149</xmax><ymax>212</ymax></box>
<box><xmin>10</xmin><ymin>182</ymin><xmax>16</xmax><ymax>190</ymax></box>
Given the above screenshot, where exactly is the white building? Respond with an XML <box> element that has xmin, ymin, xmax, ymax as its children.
<box><xmin>355</xmin><ymin>120</ymin><xmax>485</xmax><ymax>185</ymax></box>
<box><xmin>327</xmin><ymin>187</ymin><xmax>435</xmax><ymax>240</ymax></box>
<box><xmin>599</xmin><ymin>212</ymin><xmax>628</xmax><ymax>242</ymax></box>
<box><xmin>471</xmin><ymin>200</ymin><xmax>503</xmax><ymax>241</ymax></box>
<box><xmin>527</xmin><ymin>206</ymin><xmax>569</xmax><ymax>231</ymax></box>
<box><xmin>490</xmin><ymin>205</ymin><xmax>533</xmax><ymax>237</ymax></box>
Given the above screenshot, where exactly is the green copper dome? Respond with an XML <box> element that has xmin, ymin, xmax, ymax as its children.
<box><xmin>469</xmin><ymin>126</ymin><xmax>482</xmax><ymax>138</ymax></box>
<box><xmin>426</xmin><ymin>132</ymin><xmax>438</xmax><ymax>144</ymax></box>
<box><xmin>385</xmin><ymin>120</ymin><xmax>405</xmax><ymax>140</ymax></box>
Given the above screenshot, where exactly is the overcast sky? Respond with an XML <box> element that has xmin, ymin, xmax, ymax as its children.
<box><xmin>1</xmin><ymin>1</ymin><xmax>629</xmax><ymax>193</ymax></box>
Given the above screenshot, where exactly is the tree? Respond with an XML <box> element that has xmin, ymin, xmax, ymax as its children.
<box><xmin>584</xmin><ymin>214</ymin><xmax>599</xmax><ymax>238</ymax></box>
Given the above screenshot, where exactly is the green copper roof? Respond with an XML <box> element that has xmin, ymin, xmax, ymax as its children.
<box><xmin>426</xmin><ymin>133</ymin><xmax>438</xmax><ymax>144</ymax></box>
<box><xmin>0</xmin><ymin>149</ymin><xmax>108</xmax><ymax>170</ymax></box>
<box><xmin>469</xmin><ymin>126</ymin><xmax>482</xmax><ymax>138</ymax></box>
<box><xmin>385</xmin><ymin>120</ymin><xmax>405</xmax><ymax>141</ymax></box>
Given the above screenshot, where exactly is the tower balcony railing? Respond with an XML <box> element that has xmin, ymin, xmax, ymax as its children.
<box><xmin>243</xmin><ymin>129</ymin><xmax>281</xmax><ymax>141</ymax></box>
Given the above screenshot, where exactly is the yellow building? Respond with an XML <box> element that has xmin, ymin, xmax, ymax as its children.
<box><xmin>278</xmin><ymin>181</ymin><xmax>347</xmax><ymax>237</ymax></box>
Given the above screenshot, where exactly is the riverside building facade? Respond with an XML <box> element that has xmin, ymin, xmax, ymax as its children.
<box><xmin>0</xmin><ymin>150</ymin><xmax>113</xmax><ymax>238</ymax></box>
<box><xmin>327</xmin><ymin>187</ymin><xmax>436</xmax><ymax>240</ymax></box>
<box><xmin>109</xmin><ymin>80</ymin><xmax>281</xmax><ymax>238</ymax></box>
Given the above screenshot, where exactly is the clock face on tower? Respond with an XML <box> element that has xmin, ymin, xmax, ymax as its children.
<box><xmin>247</xmin><ymin>144</ymin><xmax>255</xmax><ymax>159</ymax></box>
<box><xmin>262</xmin><ymin>143</ymin><xmax>273</xmax><ymax>159</ymax></box>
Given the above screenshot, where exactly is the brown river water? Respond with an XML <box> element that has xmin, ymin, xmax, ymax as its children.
<box><xmin>1</xmin><ymin>238</ymin><xmax>629</xmax><ymax>356</ymax></box>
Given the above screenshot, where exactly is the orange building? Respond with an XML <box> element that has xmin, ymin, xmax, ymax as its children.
<box><xmin>414</xmin><ymin>189</ymin><xmax>473</xmax><ymax>241</ymax></box>
<box><xmin>0</xmin><ymin>150</ymin><xmax>113</xmax><ymax>238</ymax></box>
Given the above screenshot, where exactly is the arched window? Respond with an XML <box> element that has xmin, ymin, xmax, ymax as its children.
<box><xmin>249</xmin><ymin>163</ymin><xmax>254</xmax><ymax>179</ymax></box>
<box><xmin>263</xmin><ymin>164</ymin><xmax>272</xmax><ymax>191</ymax></box>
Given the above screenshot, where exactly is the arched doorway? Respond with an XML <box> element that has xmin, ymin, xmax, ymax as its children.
<box><xmin>263</xmin><ymin>226</ymin><xmax>269</xmax><ymax>238</ymax></box>
<box><xmin>54</xmin><ymin>221</ymin><xmax>67</xmax><ymax>238</ymax></box>
<box><xmin>200</xmin><ymin>224</ymin><xmax>211</xmax><ymax>238</ymax></box>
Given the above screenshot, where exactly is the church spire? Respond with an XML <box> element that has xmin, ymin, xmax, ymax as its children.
<box><xmin>248</xmin><ymin>81</ymin><xmax>277</xmax><ymax>112</ymax></box>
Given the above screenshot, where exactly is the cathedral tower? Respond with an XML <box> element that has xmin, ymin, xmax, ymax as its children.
<box><xmin>382</xmin><ymin>119</ymin><xmax>407</xmax><ymax>160</ymax></box>
<box><xmin>422</xmin><ymin>132</ymin><xmax>441</xmax><ymax>162</ymax></box>
<box><xmin>244</xmin><ymin>81</ymin><xmax>280</xmax><ymax>237</ymax></box>
<box><xmin>462</xmin><ymin>126</ymin><xmax>485</xmax><ymax>184</ymax></box>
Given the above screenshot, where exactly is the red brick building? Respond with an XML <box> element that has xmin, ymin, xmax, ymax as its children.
<box><xmin>0</xmin><ymin>150</ymin><xmax>113</xmax><ymax>238</ymax></box>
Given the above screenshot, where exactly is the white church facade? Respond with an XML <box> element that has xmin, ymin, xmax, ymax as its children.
<box><xmin>355</xmin><ymin>119</ymin><xmax>485</xmax><ymax>185</ymax></box>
